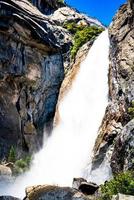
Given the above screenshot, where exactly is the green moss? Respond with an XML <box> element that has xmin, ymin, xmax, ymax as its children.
<box><xmin>128</xmin><ymin>107</ymin><xmax>134</xmax><ymax>118</ymax></box>
<box><xmin>99</xmin><ymin>171</ymin><xmax>134</xmax><ymax>200</ymax></box>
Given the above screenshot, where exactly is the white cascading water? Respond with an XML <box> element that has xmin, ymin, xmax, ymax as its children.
<box><xmin>0</xmin><ymin>30</ymin><xmax>110</xmax><ymax>198</ymax></box>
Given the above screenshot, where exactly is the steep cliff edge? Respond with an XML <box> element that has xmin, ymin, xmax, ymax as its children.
<box><xmin>92</xmin><ymin>0</ymin><xmax>134</xmax><ymax>174</ymax></box>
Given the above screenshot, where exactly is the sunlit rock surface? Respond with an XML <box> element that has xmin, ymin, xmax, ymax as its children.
<box><xmin>92</xmin><ymin>0</ymin><xmax>134</xmax><ymax>174</ymax></box>
<box><xmin>25</xmin><ymin>185</ymin><xmax>89</xmax><ymax>200</ymax></box>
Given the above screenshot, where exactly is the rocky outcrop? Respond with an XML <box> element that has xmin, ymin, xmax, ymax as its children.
<box><xmin>0</xmin><ymin>0</ymin><xmax>72</xmax><ymax>159</ymax></box>
<box><xmin>92</xmin><ymin>0</ymin><xmax>134</xmax><ymax>174</ymax></box>
<box><xmin>24</xmin><ymin>185</ymin><xmax>89</xmax><ymax>200</ymax></box>
<box><xmin>51</xmin><ymin>6</ymin><xmax>105</xmax><ymax>28</ymax></box>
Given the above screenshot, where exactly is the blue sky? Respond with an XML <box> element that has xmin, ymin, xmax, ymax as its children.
<box><xmin>65</xmin><ymin>0</ymin><xmax>126</xmax><ymax>26</ymax></box>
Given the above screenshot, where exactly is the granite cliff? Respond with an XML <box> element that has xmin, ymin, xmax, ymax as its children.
<box><xmin>92</xmin><ymin>0</ymin><xmax>134</xmax><ymax>174</ymax></box>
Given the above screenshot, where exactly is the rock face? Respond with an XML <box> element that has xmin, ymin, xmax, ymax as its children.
<box><xmin>32</xmin><ymin>0</ymin><xmax>65</xmax><ymax>15</ymax></box>
<box><xmin>25</xmin><ymin>185</ymin><xmax>89</xmax><ymax>200</ymax></box>
<box><xmin>0</xmin><ymin>0</ymin><xmax>72</xmax><ymax>159</ymax></box>
<box><xmin>92</xmin><ymin>0</ymin><xmax>134</xmax><ymax>174</ymax></box>
<box><xmin>51</xmin><ymin>6</ymin><xmax>105</xmax><ymax>28</ymax></box>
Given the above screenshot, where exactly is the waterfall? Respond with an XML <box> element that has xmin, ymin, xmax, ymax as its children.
<box><xmin>0</xmin><ymin>30</ymin><xmax>110</xmax><ymax>198</ymax></box>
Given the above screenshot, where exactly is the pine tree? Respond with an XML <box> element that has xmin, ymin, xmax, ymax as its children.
<box><xmin>8</xmin><ymin>146</ymin><xmax>16</xmax><ymax>163</ymax></box>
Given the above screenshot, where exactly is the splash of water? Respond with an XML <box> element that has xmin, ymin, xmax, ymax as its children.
<box><xmin>0</xmin><ymin>30</ymin><xmax>110</xmax><ymax>198</ymax></box>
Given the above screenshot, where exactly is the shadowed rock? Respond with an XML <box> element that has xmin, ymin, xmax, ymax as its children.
<box><xmin>0</xmin><ymin>197</ymin><xmax>20</xmax><ymax>200</ymax></box>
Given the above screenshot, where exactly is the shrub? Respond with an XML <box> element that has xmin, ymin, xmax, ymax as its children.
<box><xmin>13</xmin><ymin>156</ymin><xmax>32</xmax><ymax>175</ymax></box>
<box><xmin>128</xmin><ymin>100</ymin><xmax>134</xmax><ymax>118</ymax></box>
<box><xmin>128</xmin><ymin>107</ymin><xmax>134</xmax><ymax>118</ymax></box>
<box><xmin>68</xmin><ymin>25</ymin><xmax>104</xmax><ymax>59</ymax></box>
<box><xmin>99</xmin><ymin>171</ymin><xmax>134</xmax><ymax>200</ymax></box>
<box><xmin>63</xmin><ymin>22</ymin><xmax>83</xmax><ymax>34</ymax></box>
<box><xmin>58</xmin><ymin>0</ymin><xmax>64</xmax><ymax>3</ymax></box>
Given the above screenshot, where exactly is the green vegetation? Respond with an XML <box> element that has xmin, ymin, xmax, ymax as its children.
<box><xmin>13</xmin><ymin>156</ymin><xmax>32</xmax><ymax>175</ymax></box>
<box><xmin>128</xmin><ymin>100</ymin><xmax>134</xmax><ymax>118</ymax></box>
<box><xmin>8</xmin><ymin>146</ymin><xmax>32</xmax><ymax>175</ymax></box>
<box><xmin>71</xmin><ymin>26</ymin><xmax>104</xmax><ymax>58</ymax></box>
<box><xmin>99</xmin><ymin>171</ymin><xmax>134</xmax><ymax>200</ymax></box>
<box><xmin>63</xmin><ymin>22</ymin><xmax>83</xmax><ymax>34</ymax></box>
<box><xmin>8</xmin><ymin>146</ymin><xmax>16</xmax><ymax>163</ymax></box>
<box><xmin>58</xmin><ymin>0</ymin><xmax>64</xmax><ymax>3</ymax></box>
<box><xmin>63</xmin><ymin>22</ymin><xmax>104</xmax><ymax>59</ymax></box>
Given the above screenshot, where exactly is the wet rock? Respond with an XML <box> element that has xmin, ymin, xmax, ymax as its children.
<box><xmin>25</xmin><ymin>185</ymin><xmax>89</xmax><ymax>200</ymax></box>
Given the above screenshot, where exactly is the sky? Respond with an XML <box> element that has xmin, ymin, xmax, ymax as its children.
<box><xmin>65</xmin><ymin>0</ymin><xmax>126</xmax><ymax>26</ymax></box>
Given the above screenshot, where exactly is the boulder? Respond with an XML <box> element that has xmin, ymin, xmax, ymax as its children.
<box><xmin>72</xmin><ymin>178</ymin><xmax>87</xmax><ymax>190</ymax></box>
<box><xmin>24</xmin><ymin>185</ymin><xmax>89</xmax><ymax>200</ymax></box>
<box><xmin>72</xmin><ymin>178</ymin><xmax>99</xmax><ymax>195</ymax></box>
<box><xmin>79</xmin><ymin>182</ymin><xmax>99</xmax><ymax>195</ymax></box>
<box><xmin>0</xmin><ymin>165</ymin><xmax>12</xmax><ymax>176</ymax></box>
